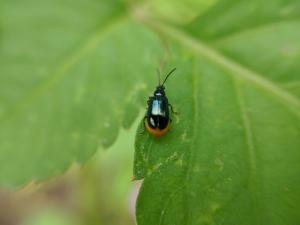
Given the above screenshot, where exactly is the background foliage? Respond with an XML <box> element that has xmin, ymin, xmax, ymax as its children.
<box><xmin>0</xmin><ymin>0</ymin><xmax>299</xmax><ymax>224</ymax></box>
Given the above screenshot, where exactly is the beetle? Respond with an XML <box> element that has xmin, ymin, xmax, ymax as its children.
<box><xmin>144</xmin><ymin>68</ymin><xmax>177</xmax><ymax>137</ymax></box>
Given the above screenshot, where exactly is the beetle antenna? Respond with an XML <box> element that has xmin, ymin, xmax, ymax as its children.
<box><xmin>162</xmin><ymin>68</ymin><xmax>176</xmax><ymax>86</ymax></box>
<box><xmin>156</xmin><ymin>68</ymin><xmax>161</xmax><ymax>86</ymax></box>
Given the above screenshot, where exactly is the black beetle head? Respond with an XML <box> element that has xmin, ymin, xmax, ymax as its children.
<box><xmin>154</xmin><ymin>85</ymin><xmax>165</xmax><ymax>96</ymax></box>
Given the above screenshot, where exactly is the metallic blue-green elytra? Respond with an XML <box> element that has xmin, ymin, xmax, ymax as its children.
<box><xmin>144</xmin><ymin>68</ymin><xmax>176</xmax><ymax>137</ymax></box>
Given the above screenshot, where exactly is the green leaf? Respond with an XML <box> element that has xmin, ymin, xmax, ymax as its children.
<box><xmin>134</xmin><ymin>1</ymin><xmax>300</xmax><ymax>225</ymax></box>
<box><xmin>1</xmin><ymin>0</ymin><xmax>300</xmax><ymax>224</ymax></box>
<box><xmin>138</xmin><ymin>0</ymin><xmax>217</xmax><ymax>25</ymax></box>
<box><xmin>0</xmin><ymin>0</ymin><xmax>164</xmax><ymax>186</ymax></box>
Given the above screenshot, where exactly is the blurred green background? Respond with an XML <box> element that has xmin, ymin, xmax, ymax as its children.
<box><xmin>0</xmin><ymin>118</ymin><xmax>140</xmax><ymax>225</ymax></box>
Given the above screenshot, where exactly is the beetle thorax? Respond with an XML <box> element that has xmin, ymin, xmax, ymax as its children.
<box><xmin>154</xmin><ymin>86</ymin><xmax>165</xmax><ymax>96</ymax></box>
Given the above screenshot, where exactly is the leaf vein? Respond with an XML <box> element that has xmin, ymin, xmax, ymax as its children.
<box><xmin>145</xmin><ymin>20</ymin><xmax>300</xmax><ymax>117</ymax></box>
<box><xmin>158</xmin><ymin>186</ymin><xmax>184</xmax><ymax>225</ymax></box>
<box><xmin>0</xmin><ymin>14</ymin><xmax>126</xmax><ymax>122</ymax></box>
<box><xmin>233</xmin><ymin>79</ymin><xmax>263</xmax><ymax>225</ymax></box>
<box><xmin>183</xmin><ymin>58</ymin><xmax>200</xmax><ymax>224</ymax></box>
<box><xmin>214</xmin><ymin>18</ymin><xmax>300</xmax><ymax>43</ymax></box>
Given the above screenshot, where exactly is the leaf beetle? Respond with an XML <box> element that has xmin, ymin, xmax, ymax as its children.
<box><xmin>144</xmin><ymin>68</ymin><xmax>177</xmax><ymax>137</ymax></box>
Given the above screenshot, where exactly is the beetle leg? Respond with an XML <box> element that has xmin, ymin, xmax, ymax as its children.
<box><xmin>147</xmin><ymin>96</ymin><xmax>153</xmax><ymax>103</ymax></box>
<box><xmin>168</xmin><ymin>104</ymin><xmax>179</xmax><ymax>115</ymax></box>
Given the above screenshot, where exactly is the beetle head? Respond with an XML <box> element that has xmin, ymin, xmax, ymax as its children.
<box><xmin>154</xmin><ymin>85</ymin><xmax>165</xmax><ymax>96</ymax></box>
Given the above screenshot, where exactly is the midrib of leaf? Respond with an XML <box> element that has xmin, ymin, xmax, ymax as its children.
<box><xmin>157</xmin><ymin>59</ymin><xmax>200</xmax><ymax>225</ymax></box>
<box><xmin>233</xmin><ymin>79</ymin><xmax>263</xmax><ymax>225</ymax></box>
<box><xmin>143</xmin><ymin>19</ymin><xmax>300</xmax><ymax>117</ymax></box>
<box><xmin>150</xmin><ymin>60</ymin><xmax>200</xmax><ymax>225</ymax></box>
<box><xmin>0</xmin><ymin>14</ymin><xmax>127</xmax><ymax>123</ymax></box>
